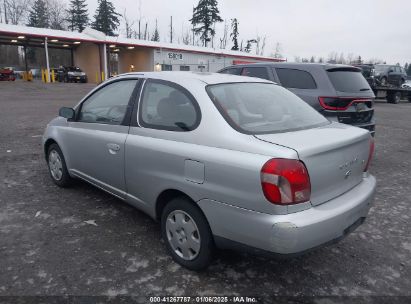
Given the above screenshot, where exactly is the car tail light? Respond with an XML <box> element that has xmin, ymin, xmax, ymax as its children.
<box><xmin>364</xmin><ymin>137</ymin><xmax>375</xmax><ymax>172</ymax></box>
<box><xmin>319</xmin><ymin>97</ymin><xmax>373</xmax><ymax>111</ymax></box>
<box><xmin>261</xmin><ymin>159</ymin><xmax>311</xmax><ymax>205</ymax></box>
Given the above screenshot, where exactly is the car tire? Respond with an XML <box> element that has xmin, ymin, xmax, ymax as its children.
<box><xmin>380</xmin><ymin>77</ymin><xmax>387</xmax><ymax>86</ymax></box>
<box><xmin>161</xmin><ymin>197</ymin><xmax>214</xmax><ymax>271</ymax></box>
<box><xmin>47</xmin><ymin>143</ymin><xmax>73</xmax><ymax>187</ymax></box>
<box><xmin>387</xmin><ymin>92</ymin><xmax>401</xmax><ymax>104</ymax></box>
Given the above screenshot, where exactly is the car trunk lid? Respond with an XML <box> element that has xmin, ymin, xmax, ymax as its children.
<box><xmin>255</xmin><ymin>123</ymin><xmax>370</xmax><ymax>206</ymax></box>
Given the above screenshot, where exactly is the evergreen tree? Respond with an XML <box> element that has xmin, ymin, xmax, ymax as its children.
<box><xmin>151</xmin><ymin>19</ymin><xmax>160</xmax><ymax>42</ymax></box>
<box><xmin>27</xmin><ymin>0</ymin><xmax>49</xmax><ymax>28</ymax></box>
<box><xmin>67</xmin><ymin>0</ymin><xmax>89</xmax><ymax>32</ymax></box>
<box><xmin>310</xmin><ymin>56</ymin><xmax>315</xmax><ymax>63</ymax></box>
<box><xmin>91</xmin><ymin>0</ymin><xmax>120</xmax><ymax>36</ymax></box>
<box><xmin>190</xmin><ymin>0</ymin><xmax>223</xmax><ymax>47</ymax></box>
<box><xmin>230</xmin><ymin>18</ymin><xmax>239</xmax><ymax>51</ymax></box>
<box><xmin>407</xmin><ymin>64</ymin><xmax>411</xmax><ymax>76</ymax></box>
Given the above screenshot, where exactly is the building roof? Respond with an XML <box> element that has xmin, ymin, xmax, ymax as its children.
<box><xmin>0</xmin><ymin>23</ymin><xmax>283</xmax><ymax>62</ymax></box>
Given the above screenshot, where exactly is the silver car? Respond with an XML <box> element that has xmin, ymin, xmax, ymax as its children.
<box><xmin>43</xmin><ymin>72</ymin><xmax>376</xmax><ymax>270</ymax></box>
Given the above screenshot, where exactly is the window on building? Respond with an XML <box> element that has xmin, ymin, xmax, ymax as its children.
<box><xmin>241</xmin><ymin>67</ymin><xmax>270</xmax><ymax>80</ymax></box>
<box><xmin>161</xmin><ymin>64</ymin><xmax>172</xmax><ymax>71</ymax></box>
<box><xmin>275</xmin><ymin>68</ymin><xmax>317</xmax><ymax>89</ymax></box>
<box><xmin>139</xmin><ymin>80</ymin><xmax>200</xmax><ymax>131</ymax></box>
<box><xmin>180</xmin><ymin>65</ymin><xmax>190</xmax><ymax>71</ymax></box>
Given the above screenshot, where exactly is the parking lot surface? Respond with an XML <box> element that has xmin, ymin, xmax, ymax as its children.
<box><xmin>0</xmin><ymin>81</ymin><xmax>410</xmax><ymax>299</ymax></box>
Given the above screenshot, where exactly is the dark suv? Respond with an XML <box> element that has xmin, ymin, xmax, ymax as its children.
<box><xmin>218</xmin><ymin>63</ymin><xmax>375</xmax><ymax>134</ymax></box>
<box><xmin>373</xmin><ymin>64</ymin><xmax>407</xmax><ymax>87</ymax></box>
<box><xmin>57</xmin><ymin>66</ymin><xmax>88</xmax><ymax>83</ymax></box>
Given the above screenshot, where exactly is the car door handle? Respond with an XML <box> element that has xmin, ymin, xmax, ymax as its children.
<box><xmin>107</xmin><ymin>143</ymin><xmax>120</xmax><ymax>154</ymax></box>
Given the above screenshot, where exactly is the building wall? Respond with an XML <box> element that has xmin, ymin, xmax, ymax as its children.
<box><xmin>152</xmin><ymin>49</ymin><xmax>267</xmax><ymax>72</ymax></box>
<box><xmin>117</xmin><ymin>47</ymin><xmax>154</xmax><ymax>74</ymax></box>
<box><xmin>73</xmin><ymin>43</ymin><xmax>102</xmax><ymax>83</ymax></box>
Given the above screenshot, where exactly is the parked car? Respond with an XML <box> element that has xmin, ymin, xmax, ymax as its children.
<box><xmin>218</xmin><ymin>63</ymin><xmax>376</xmax><ymax>134</ymax></box>
<box><xmin>373</xmin><ymin>64</ymin><xmax>407</xmax><ymax>87</ymax></box>
<box><xmin>402</xmin><ymin>80</ymin><xmax>411</xmax><ymax>88</ymax></box>
<box><xmin>57</xmin><ymin>66</ymin><xmax>88</xmax><ymax>83</ymax></box>
<box><xmin>43</xmin><ymin>72</ymin><xmax>376</xmax><ymax>270</ymax></box>
<box><xmin>0</xmin><ymin>68</ymin><xmax>16</xmax><ymax>81</ymax></box>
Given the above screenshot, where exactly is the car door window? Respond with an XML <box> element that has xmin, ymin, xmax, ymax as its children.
<box><xmin>241</xmin><ymin>67</ymin><xmax>270</xmax><ymax>80</ymax></box>
<box><xmin>78</xmin><ymin>80</ymin><xmax>138</xmax><ymax>125</ymax></box>
<box><xmin>275</xmin><ymin>68</ymin><xmax>317</xmax><ymax>89</ymax></box>
<box><xmin>220</xmin><ymin>68</ymin><xmax>241</xmax><ymax>75</ymax></box>
<box><xmin>139</xmin><ymin>80</ymin><xmax>200</xmax><ymax>131</ymax></box>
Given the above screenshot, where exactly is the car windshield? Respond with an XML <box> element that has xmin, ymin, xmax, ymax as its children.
<box><xmin>207</xmin><ymin>82</ymin><xmax>329</xmax><ymax>134</ymax></box>
<box><xmin>68</xmin><ymin>67</ymin><xmax>82</xmax><ymax>72</ymax></box>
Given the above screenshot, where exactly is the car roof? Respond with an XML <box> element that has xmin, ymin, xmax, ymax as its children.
<box><xmin>117</xmin><ymin>71</ymin><xmax>272</xmax><ymax>85</ymax></box>
<box><xmin>222</xmin><ymin>62</ymin><xmax>358</xmax><ymax>71</ymax></box>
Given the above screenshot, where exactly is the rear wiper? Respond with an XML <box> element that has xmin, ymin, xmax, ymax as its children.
<box><xmin>360</xmin><ymin>88</ymin><xmax>370</xmax><ymax>91</ymax></box>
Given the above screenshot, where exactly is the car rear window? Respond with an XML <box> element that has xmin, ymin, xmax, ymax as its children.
<box><xmin>207</xmin><ymin>83</ymin><xmax>329</xmax><ymax>134</ymax></box>
<box><xmin>275</xmin><ymin>68</ymin><xmax>317</xmax><ymax>89</ymax></box>
<box><xmin>327</xmin><ymin>69</ymin><xmax>371</xmax><ymax>92</ymax></box>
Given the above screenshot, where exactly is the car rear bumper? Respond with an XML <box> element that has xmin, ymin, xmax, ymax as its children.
<box><xmin>198</xmin><ymin>174</ymin><xmax>376</xmax><ymax>255</ymax></box>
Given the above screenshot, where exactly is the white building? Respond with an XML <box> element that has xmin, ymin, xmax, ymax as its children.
<box><xmin>0</xmin><ymin>23</ymin><xmax>284</xmax><ymax>83</ymax></box>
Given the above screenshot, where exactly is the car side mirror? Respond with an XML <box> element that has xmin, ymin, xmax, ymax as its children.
<box><xmin>59</xmin><ymin>107</ymin><xmax>75</xmax><ymax>120</ymax></box>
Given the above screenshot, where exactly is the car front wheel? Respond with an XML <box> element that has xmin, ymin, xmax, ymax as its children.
<box><xmin>47</xmin><ymin>143</ymin><xmax>73</xmax><ymax>187</ymax></box>
<box><xmin>161</xmin><ymin>197</ymin><xmax>214</xmax><ymax>271</ymax></box>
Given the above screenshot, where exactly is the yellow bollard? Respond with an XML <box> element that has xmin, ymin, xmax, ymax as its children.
<box><xmin>28</xmin><ymin>71</ymin><xmax>33</xmax><ymax>82</ymax></box>
<box><xmin>101</xmin><ymin>71</ymin><xmax>105</xmax><ymax>82</ymax></box>
<box><xmin>51</xmin><ymin>70</ymin><xmax>55</xmax><ymax>83</ymax></box>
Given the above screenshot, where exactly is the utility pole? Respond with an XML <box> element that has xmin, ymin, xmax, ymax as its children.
<box><xmin>170</xmin><ymin>16</ymin><xmax>173</xmax><ymax>43</ymax></box>
<box><xmin>138</xmin><ymin>20</ymin><xmax>141</xmax><ymax>39</ymax></box>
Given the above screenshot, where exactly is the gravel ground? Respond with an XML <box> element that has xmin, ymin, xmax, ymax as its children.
<box><xmin>0</xmin><ymin>81</ymin><xmax>410</xmax><ymax>302</ymax></box>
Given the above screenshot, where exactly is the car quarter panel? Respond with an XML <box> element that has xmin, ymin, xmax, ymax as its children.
<box><xmin>124</xmin><ymin>79</ymin><xmax>298</xmax><ymax>217</ymax></box>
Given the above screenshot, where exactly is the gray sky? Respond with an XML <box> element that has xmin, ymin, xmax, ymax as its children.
<box><xmin>87</xmin><ymin>0</ymin><xmax>411</xmax><ymax>65</ymax></box>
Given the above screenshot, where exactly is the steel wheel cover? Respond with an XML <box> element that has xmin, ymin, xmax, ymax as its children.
<box><xmin>48</xmin><ymin>150</ymin><xmax>63</xmax><ymax>181</ymax></box>
<box><xmin>166</xmin><ymin>210</ymin><xmax>201</xmax><ymax>261</ymax></box>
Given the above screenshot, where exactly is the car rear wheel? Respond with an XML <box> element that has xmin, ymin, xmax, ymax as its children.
<box><xmin>387</xmin><ymin>92</ymin><xmax>401</xmax><ymax>104</ymax></box>
<box><xmin>161</xmin><ymin>197</ymin><xmax>214</xmax><ymax>271</ymax></box>
<box><xmin>47</xmin><ymin>143</ymin><xmax>73</xmax><ymax>187</ymax></box>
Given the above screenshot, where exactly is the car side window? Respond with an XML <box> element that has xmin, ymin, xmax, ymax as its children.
<box><xmin>139</xmin><ymin>80</ymin><xmax>200</xmax><ymax>132</ymax></box>
<box><xmin>78</xmin><ymin>80</ymin><xmax>138</xmax><ymax>125</ymax></box>
<box><xmin>275</xmin><ymin>68</ymin><xmax>317</xmax><ymax>89</ymax></box>
<box><xmin>241</xmin><ymin>67</ymin><xmax>270</xmax><ymax>80</ymax></box>
<box><xmin>220</xmin><ymin>68</ymin><xmax>241</xmax><ymax>75</ymax></box>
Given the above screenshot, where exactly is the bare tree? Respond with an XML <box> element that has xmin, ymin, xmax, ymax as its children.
<box><xmin>5</xmin><ymin>0</ymin><xmax>32</xmax><ymax>25</ymax></box>
<box><xmin>271</xmin><ymin>42</ymin><xmax>283</xmax><ymax>58</ymax></box>
<box><xmin>219</xmin><ymin>20</ymin><xmax>228</xmax><ymax>49</ymax></box>
<box><xmin>47</xmin><ymin>0</ymin><xmax>67</xmax><ymax>30</ymax></box>
<box><xmin>122</xmin><ymin>9</ymin><xmax>136</xmax><ymax>39</ymax></box>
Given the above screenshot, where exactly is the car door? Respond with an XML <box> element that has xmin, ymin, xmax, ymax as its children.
<box><xmin>387</xmin><ymin>66</ymin><xmax>398</xmax><ymax>85</ymax></box>
<box><xmin>62</xmin><ymin>78</ymin><xmax>140</xmax><ymax>198</ymax></box>
<box><xmin>124</xmin><ymin>79</ymin><xmax>202</xmax><ymax>214</ymax></box>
